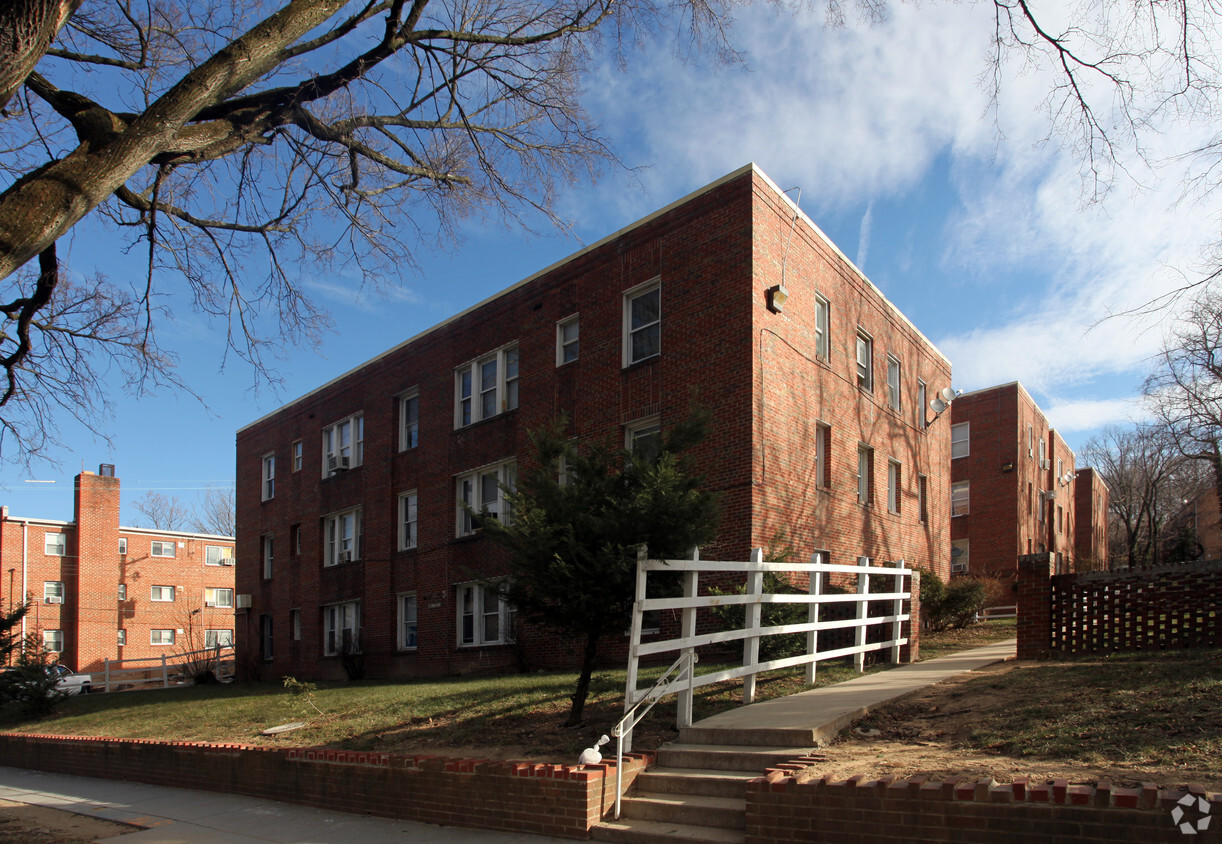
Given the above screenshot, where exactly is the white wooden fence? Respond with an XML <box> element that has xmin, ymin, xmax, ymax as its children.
<box><xmin>98</xmin><ymin>645</ymin><xmax>236</xmax><ymax>692</ymax></box>
<box><xmin>622</xmin><ymin>548</ymin><xmax>912</xmax><ymax>743</ymax></box>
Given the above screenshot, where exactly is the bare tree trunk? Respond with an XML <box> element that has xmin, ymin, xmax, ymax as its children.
<box><xmin>566</xmin><ymin>628</ymin><xmax>601</xmax><ymax>728</ymax></box>
<box><xmin>0</xmin><ymin>0</ymin><xmax>82</xmax><ymax>112</ymax></box>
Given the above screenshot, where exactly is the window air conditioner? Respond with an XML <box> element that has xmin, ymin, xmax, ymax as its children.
<box><xmin>327</xmin><ymin>455</ymin><xmax>351</xmax><ymax>473</ymax></box>
<box><xmin>205</xmin><ymin>601</ymin><xmax>216</xmax><ymax>608</ymax></box>
<box><xmin>235</xmin><ymin>594</ymin><xmax>252</xmax><ymax>609</ymax></box>
<box><xmin>220</xmin><ymin>558</ymin><xmax>235</xmax><ymax>566</ymax></box>
<box><xmin>1040</xmin><ymin>459</ymin><xmax>1051</xmax><ymax>470</ymax></box>
<box><xmin>337</xmin><ymin>550</ymin><xmax>352</xmax><ymax>563</ymax></box>
<box><xmin>1045</xmin><ymin>490</ymin><xmax>1058</xmax><ymax>501</ymax></box>
<box><xmin>44</xmin><ymin>597</ymin><xmax>62</xmax><ymax>604</ymax></box>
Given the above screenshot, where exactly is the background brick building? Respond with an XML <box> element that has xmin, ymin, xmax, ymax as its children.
<box><xmin>0</xmin><ymin>467</ymin><xmax>235</xmax><ymax>673</ymax></box>
<box><xmin>235</xmin><ymin>163</ymin><xmax>954</xmax><ymax>681</ymax></box>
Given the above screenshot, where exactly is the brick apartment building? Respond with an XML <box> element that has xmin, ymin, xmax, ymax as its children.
<box><xmin>0</xmin><ymin>467</ymin><xmax>236</xmax><ymax>673</ymax></box>
<box><xmin>235</xmin><ymin>163</ymin><xmax>954</xmax><ymax>681</ymax></box>
<box><xmin>949</xmin><ymin>382</ymin><xmax>1108</xmax><ymax>577</ymax></box>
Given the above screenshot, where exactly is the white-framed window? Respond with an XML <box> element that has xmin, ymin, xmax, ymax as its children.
<box><xmin>262</xmin><ymin>534</ymin><xmax>274</xmax><ymax>578</ymax></box>
<box><xmin>855</xmin><ymin>330</ymin><xmax>873</xmax><ymax>392</ymax></box>
<box><xmin>856</xmin><ymin>445</ymin><xmax>873</xmax><ymax>505</ymax></box>
<box><xmin>455</xmin><ymin>344</ymin><xmax>519</xmax><ymax>427</ymax></box>
<box><xmin>814</xmin><ymin>294</ymin><xmax>829</xmax><ymax>362</ymax></box>
<box><xmin>457</xmin><ymin>582</ymin><xmax>515</xmax><ymax>646</ymax></box>
<box><xmin>399</xmin><ymin>491</ymin><xmax>418</xmax><ymax>550</ymax></box>
<box><xmin>43</xmin><ymin>629</ymin><xmax>63</xmax><ymax>652</ymax></box>
<box><xmin>151</xmin><ymin>540</ymin><xmax>176</xmax><ymax>558</ymax></box>
<box><xmin>623</xmin><ymin>279</ymin><xmax>661</xmax><ymax>366</ymax></box>
<box><xmin>262</xmin><ymin>452</ymin><xmax>275</xmax><ymax>500</ymax></box>
<box><xmin>1057</xmin><ymin>457</ymin><xmax>1064</xmax><ymax>478</ymax></box>
<box><xmin>815</xmin><ymin>423</ymin><xmax>830</xmax><ymax>489</ymax></box>
<box><xmin>951</xmin><ymin>422</ymin><xmax>970</xmax><ymax>459</ymax></box>
<box><xmin>260</xmin><ymin>614</ymin><xmax>273</xmax><ymax>660</ymax></box>
<box><xmin>625</xmin><ymin>415</ymin><xmax>662</xmax><ymax>461</ymax></box>
<box><xmin>951</xmin><ymin>480</ymin><xmax>970</xmax><ymax>517</ymax></box>
<box><xmin>151</xmin><ymin>585</ymin><xmax>175</xmax><ymax>601</ymax></box>
<box><xmin>117</xmin><ymin>629</ymin><xmax>126</xmax><ymax>646</ymax></box>
<box><xmin>917</xmin><ymin>380</ymin><xmax>927</xmax><ymax>430</ymax></box>
<box><xmin>400</xmin><ymin>389</ymin><xmax>419</xmax><ymax>450</ymax></box>
<box><xmin>151</xmin><ymin>629</ymin><xmax>175</xmax><ymax>646</ymax></box>
<box><xmin>118</xmin><ymin>538</ymin><xmax>128</xmax><ymax>555</ymax></box>
<box><xmin>399</xmin><ymin>593</ymin><xmax>418</xmax><ymax>650</ymax></box>
<box><xmin>951</xmin><ymin>539</ymin><xmax>969</xmax><ymax>574</ymax></box>
<box><xmin>887</xmin><ymin>356</ymin><xmax>901</xmax><ymax>411</ymax></box>
<box><xmin>324</xmin><ymin>508</ymin><xmax>362</xmax><ymax>565</ymax></box>
<box><xmin>205</xmin><ymin>587</ymin><xmax>234</xmax><ymax>608</ymax></box>
<box><xmin>1039</xmin><ymin>437</ymin><xmax>1046</xmax><ymax>467</ymax></box>
<box><xmin>1038</xmin><ymin>489</ymin><xmax>1046</xmax><ymax>522</ymax></box>
<box><xmin>292</xmin><ymin>440</ymin><xmax>303</xmax><ymax>472</ymax></box>
<box><xmin>918</xmin><ymin>474</ymin><xmax>928</xmax><ymax>523</ymax></box>
<box><xmin>322</xmin><ymin>413</ymin><xmax>364</xmax><ymax>475</ymax></box>
<box><xmin>1028</xmin><ymin>424</ymin><xmax>1034</xmax><ymax>457</ymax></box>
<box><xmin>557</xmin><ymin>315</ymin><xmax>579</xmax><ymax>365</ymax></box>
<box><xmin>205</xmin><ymin>629</ymin><xmax>234</xmax><ymax>649</ymax></box>
<box><xmin>290</xmin><ymin>608</ymin><xmax>301</xmax><ymax>641</ymax></box>
<box><xmin>205</xmin><ymin>545</ymin><xmax>233</xmax><ymax>566</ymax></box>
<box><xmin>43</xmin><ymin>581</ymin><xmax>64</xmax><ymax>604</ymax></box>
<box><xmin>117</xmin><ymin>583</ymin><xmax>126</xmax><ymax>601</ymax></box>
<box><xmin>456</xmin><ymin>461</ymin><xmax>516</xmax><ymax>536</ymax></box>
<box><xmin>292</xmin><ymin>524</ymin><xmax>302</xmax><ymax>556</ymax></box>
<box><xmin>323</xmin><ymin>600</ymin><xmax>360</xmax><ymax>656</ymax></box>
<box><xmin>44</xmin><ymin>533</ymin><xmax>65</xmax><ymax>556</ymax></box>
<box><xmin>887</xmin><ymin>460</ymin><xmax>901</xmax><ymax>514</ymax></box>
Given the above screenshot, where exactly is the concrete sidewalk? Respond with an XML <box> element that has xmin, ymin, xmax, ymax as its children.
<box><xmin>682</xmin><ymin>639</ymin><xmax>1017</xmax><ymax>746</ymax></box>
<box><xmin>0</xmin><ymin>766</ymin><xmax>572</xmax><ymax>843</ymax></box>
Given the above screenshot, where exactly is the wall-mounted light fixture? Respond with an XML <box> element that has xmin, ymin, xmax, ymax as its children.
<box><xmin>766</xmin><ymin>284</ymin><xmax>789</xmax><ymax>314</ymax></box>
<box><xmin>925</xmin><ymin>386</ymin><xmax>961</xmax><ymax>427</ymax></box>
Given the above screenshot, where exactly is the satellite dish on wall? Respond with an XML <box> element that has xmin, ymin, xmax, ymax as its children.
<box><xmin>940</xmin><ymin>387</ymin><xmax>957</xmax><ymax>403</ymax></box>
<box><xmin>929</xmin><ymin>397</ymin><xmax>948</xmax><ymax>414</ymax></box>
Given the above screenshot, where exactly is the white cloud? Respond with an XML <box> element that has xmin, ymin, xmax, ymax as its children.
<box><xmin>855</xmin><ymin>202</ymin><xmax>873</xmax><ymax>271</ymax></box>
<box><xmin>1039</xmin><ymin>396</ymin><xmax>1151</xmax><ymax>435</ymax></box>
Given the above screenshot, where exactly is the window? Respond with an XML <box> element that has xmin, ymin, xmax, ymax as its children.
<box><xmin>951</xmin><ymin>423</ymin><xmax>969</xmax><ymax>459</ymax></box>
<box><xmin>1057</xmin><ymin>457</ymin><xmax>1064</xmax><ymax>479</ymax></box>
<box><xmin>855</xmin><ymin>330</ymin><xmax>873</xmax><ymax>391</ymax></box>
<box><xmin>626</xmin><ymin>416</ymin><xmax>661</xmax><ymax>461</ymax></box>
<box><xmin>292</xmin><ymin>439</ymin><xmax>303</xmax><ymax>472</ymax></box>
<box><xmin>951</xmin><ymin>539</ymin><xmax>969</xmax><ymax>574</ymax></box>
<box><xmin>324</xmin><ymin>509</ymin><xmax>361</xmax><ymax>565</ymax></box>
<box><xmin>118</xmin><ymin>538</ymin><xmax>128</xmax><ymax>555</ymax></box>
<box><xmin>205</xmin><ymin>545</ymin><xmax>232</xmax><ymax>566</ymax></box>
<box><xmin>814</xmin><ymin>295</ymin><xmax>829</xmax><ymax>362</ymax></box>
<box><xmin>44</xmin><ymin>533</ymin><xmax>65</xmax><ymax>556</ymax></box>
<box><xmin>815</xmin><ymin>423</ymin><xmax>831</xmax><ymax>489</ymax></box>
<box><xmin>1027</xmin><ymin>424</ymin><xmax>1034</xmax><ymax>457</ymax></box>
<box><xmin>887</xmin><ymin>355</ymin><xmax>901</xmax><ymax>411</ymax></box>
<box><xmin>887</xmin><ymin>460</ymin><xmax>901</xmax><ymax>514</ymax></box>
<box><xmin>557</xmin><ymin>315</ymin><xmax>579</xmax><ymax>365</ymax></box>
<box><xmin>400</xmin><ymin>390</ymin><xmax>419</xmax><ymax>450</ymax></box>
<box><xmin>151</xmin><ymin>540</ymin><xmax>176</xmax><ymax>558</ymax></box>
<box><xmin>43</xmin><ymin>630</ymin><xmax>63</xmax><ymax>653</ymax></box>
<box><xmin>951</xmin><ymin>481</ymin><xmax>970</xmax><ymax>517</ymax></box>
<box><xmin>917</xmin><ymin>380</ymin><xmax>927</xmax><ymax>430</ymax></box>
<box><xmin>1038</xmin><ymin>490</ymin><xmax>1046</xmax><ymax>522</ymax></box>
<box><xmin>623</xmin><ymin>279</ymin><xmax>661</xmax><ymax>365</ymax></box>
<box><xmin>1039</xmin><ymin>437</ymin><xmax>1046</xmax><ymax>467</ymax></box>
<box><xmin>457</xmin><ymin>582</ymin><xmax>515</xmax><ymax>646</ymax></box>
<box><xmin>918</xmin><ymin>474</ymin><xmax>928</xmax><ymax>523</ymax></box>
<box><xmin>151</xmin><ymin>585</ymin><xmax>175</xmax><ymax>602</ymax></box>
<box><xmin>292</xmin><ymin>524</ymin><xmax>302</xmax><ymax>556</ymax></box>
<box><xmin>259</xmin><ymin>615</ymin><xmax>273</xmax><ymax>660</ymax></box>
<box><xmin>455</xmin><ymin>345</ymin><xmax>519</xmax><ymax>427</ymax></box>
<box><xmin>1057</xmin><ymin>505</ymin><xmax>1064</xmax><ymax>534</ymax></box>
<box><xmin>399</xmin><ymin>594</ymin><xmax>418</xmax><ymax>649</ymax></box>
<box><xmin>262</xmin><ymin>534</ymin><xmax>275</xmax><ymax>578</ymax></box>
<box><xmin>151</xmin><ymin>629</ymin><xmax>175</xmax><ymax>646</ymax></box>
<box><xmin>323</xmin><ymin>413</ymin><xmax>364</xmax><ymax>475</ymax></box>
<box><xmin>456</xmin><ymin>461</ymin><xmax>516</xmax><ymax>536</ymax></box>
<box><xmin>43</xmin><ymin>581</ymin><xmax>64</xmax><ymax>604</ymax></box>
<box><xmin>323</xmin><ymin>600</ymin><xmax>360</xmax><ymax>656</ymax></box>
<box><xmin>290</xmin><ymin>609</ymin><xmax>301</xmax><ymax>641</ymax></box>
<box><xmin>205</xmin><ymin>587</ymin><xmax>234</xmax><ymax>608</ymax></box>
<box><xmin>205</xmin><ymin>629</ymin><xmax>234</xmax><ymax>649</ymax></box>
<box><xmin>117</xmin><ymin>583</ymin><xmax>126</xmax><ymax>601</ymax></box>
<box><xmin>399</xmin><ymin>492</ymin><xmax>418</xmax><ymax>550</ymax></box>
<box><xmin>117</xmin><ymin>629</ymin><xmax>126</xmax><ymax>646</ymax></box>
<box><xmin>262</xmin><ymin>452</ymin><xmax>275</xmax><ymax>500</ymax></box>
<box><xmin>1027</xmin><ymin>482</ymin><xmax>1033</xmax><ymax>516</ymax></box>
<box><xmin>856</xmin><ymin>446</ymin><xmax>873</xmax><ymax>505</ymax></box>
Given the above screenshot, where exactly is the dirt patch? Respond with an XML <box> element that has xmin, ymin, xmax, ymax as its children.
<box><xmin>807</xmin><ymin>660</ymin><xmax>1222</xmax><ymax>791</ymax></box>
<box><xmin>0</xmin><ymin>799</ymin><xmax>136</xmax><ymax>842</ymax></box>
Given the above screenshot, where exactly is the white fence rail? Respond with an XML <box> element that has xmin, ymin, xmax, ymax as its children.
<box><xmin>98</xmin><ymin>645</ymin><xmax>236</xmax><ymax>692</ymax></box>
<box><xmin>622</xmin><ymin>548</ymin><xmax>912</xmax><ymax>749</ymax></box>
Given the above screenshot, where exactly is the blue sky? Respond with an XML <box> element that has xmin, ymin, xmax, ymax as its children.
<box><xmin>1</xmin><ymin>1</ymin><xmax>1212</xmax><ymax>524</ymax></box>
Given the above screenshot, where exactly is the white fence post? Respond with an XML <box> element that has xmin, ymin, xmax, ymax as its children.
<box><xmin>890</xmin><ymin>559</ymin><xmax>906</xmax><ymax>664</ymax></box>
<box><xmin>742</xmin><ymin>548</ymin><xmax>764</xmax><ymax>704</ymax></box>
<box><xmin>677</xmin><ymin>547</ymin><xmax>700</xmax><ymax>727</ymax></box>
<box><xmin>622</xmin><ymin>545</ymin><xmax>649</xmax><ymax>753</ymax></box>
<box><xmin>805</xmin><ymin>551</ymin><xmax>822</xmax><ymax>685</ymax></box>
<box><xmin>854</xmin><ymin>556</ymin><xmax>870</xmax><ymax>673</ymax></box>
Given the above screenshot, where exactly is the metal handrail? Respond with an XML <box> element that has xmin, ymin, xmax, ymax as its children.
<box><xmin>610</xmin><ymin>650</ymin><xmax>698</xmax><ymax>820</ymax></box>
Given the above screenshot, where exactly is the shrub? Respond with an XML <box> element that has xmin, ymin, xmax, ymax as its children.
<box><xmin>0</xmin><ymin>636</ymin><xmax>68</xmax><ymax>720</ymax></box>
<box><xmin>917</xmin><ymin>569</ymin><xmax>986</xmax><ymax>632</ymax></box>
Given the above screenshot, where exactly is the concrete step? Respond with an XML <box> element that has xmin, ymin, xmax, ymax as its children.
<box><xmin>680</xmin><ymin>724</ymin><xmax>823</xmax><ymax>746</ymax></box>
<box><xmin>591</xmin><ymin>817</ymin><xmax>746</xmax><ymax>844</ymax></box>
<box><xmin>655</xmin><ymin>742</ymin><xmax>813</xmax><ymax>772</ymax></box>
<box><xmin>635</xmin><ymin>767</ymin><xmax>759</xmax><ymax>799</ymax></box>
<box><xmin>620</xmin><ymin>793</ymin><xmax>746</xmax><ymax>829</ymax></box>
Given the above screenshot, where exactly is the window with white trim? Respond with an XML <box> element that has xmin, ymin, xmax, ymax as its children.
<box><xmin>117</xmin><ymin>629</ymin><xmax>126</xmax><ymax>646</ymax></box>
<box><xmin>856</xmin><ymin>445</ymin><xmax>873</xmax><ymax>505</ymax></box>
<box><xmin>887</xmin><ymin>460</ymin><xmax>901</xmax><ymax>514</ymax></box>
<box><xmin>205</xmin><ymin>629</ymin><xmax>233</xmax><ymax>649</ymax></box>
<box><xmin>917</xmin><ymin>380</ymin><xmax>927</xmax><ymax>430</ymax></box>
<box><xmin>150</xmin><ymin>585</ymin><xmax>175</xmax><ymax>602</ymax></box>
<box><xmin>151</xmin><ymin>629</ymin><xmax>175</xmax><ymax>646</ymax></box>
<box><xmin>456</xmin><ymin>461</ymin><xmax>516</xmax><ymax>536</ymax></box>
<box><xmin>399</xmin><ymin>593</ymin><xmax>418</xmax><ymax>649</ymax></box>
<box><xmin>150</xmin><ymin>540</ymin><xmax>175</xmax><ymax>558</ymax></box>
<box><xmin>262</xmin><ymin>534</ymin><xmax>274</xmax><ymax>578</ymax></box>
<box><xmin>1028</xmin><ymin>424</ymin><xmax>1034</xmax><ymax>457</ymax></box>
<box><xmin>951</xmin><ymin>539</ymin><xmax>969</xmax><ymax>574</ymax></box>
<box><xmin>814</xmin><ymin>295</ymin><xmax>829</xmax><ymax>362</ymax></box>
<box><xmin>625</xmin><ymin>416</ymin><xmax>661</xmax><ymax>461</ymax></box>
<box><xmin>455</xmin><ymin>344</ymin><xmax>519</xmax><ymax>427</ymax></box>
<box><xmin>43</xmin><ymin>629</ymin><xmax>63</xmax><ymax>652</ymax></box>
<box><xmin>205</xmin><ymin>545</ymin><xmax>232</xmax><ymax>566</ymax></box>
<box><xmin>855</xmin><ymin>330</ymin><xmax>873</xmax><ymax>391</ymax></box>
<box><xmin>322</xmin><ymin>413</ymin><xmax>364</xmax><ymax>475</ymax></box>
<box><xmin>400</xmin><ymin>390</ymin><xmax>419</xmax><ymax>450</ymax></box>
<box><xmin>262</xmin><ymin>453</ymin><xmax>275</xmax><ymax>500</ymax></box>
<box><xmin>290</xmin><ymin>608</ymin><xmax>301</xmax><ymax>641</ymax></box>
<box><xmin>205</xmin><ymin>587</ymin><xmax>234</xmax><ymax>608</ymax></box>
<box><xmin>44</xmin><ymin>533</ymin><xmax>65</xmax><ymax>556</ymax></box>
<box><xmin>43</xmin><ymin>581</ymin><xmax>64</xmax><ymax>604</ymax></box>
<box><xmin>457</xmin><ymin>582</ymin><xmax>515</xmax><ymax>646</ymax></box>
<box><xmin>323</xmin><ymin>600</ymin><xmax>360</xmax><ymax>656</ymax></box>
<box><xmin>118</xmin><ymin>537</ymin><xmax>127</xmax><ymax>555</ymax></box>
<box><xmin>951</xmin><ymin>481</ymin><xmax>970</xmax><ymax>517</ymax></box>
<box><xmin>951</xmin><ymin>422</ymin><xmax>969</xmax><ymax>459</ymax></box>
<box><xmin>324</xmin><ymin>508</ymin><xmax>362</xmax><ymax>565</ymax></box>
<box><xmin>117</xmin><ymin>583</ymin><xmax>126</xmax><ymax>601</ymax></box>
<box><xmin>399</xmin><ymin>491</ymin><xmax>418</xmax><ymax>550</ymax></box>
<box><xmin>623</xmin><ymin>279</ymin><xmax>661</xmax><ymax>366</ymax></box>
<box><xmin>887</xmin><ymin>356</ymin><xmax>901</xmax><ymax>411</ymax></box>
<box><xmin>292</xmin><ymin>440</ymin><xmax>303</xmax><ymax>472</ymax></box>
<box><xmin>557</xmin><ymin>315</ymin><xmax>579</xmax><ymax>365</ymax></box>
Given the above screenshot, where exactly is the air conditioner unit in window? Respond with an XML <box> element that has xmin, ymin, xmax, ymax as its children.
<box><xmin>1044</xmin><ymin>489</ymin><xmax>1058</xmax><ymax>501</ymax></box>
<box><xmin>219</xmin><ymin>558</ymin><xmax>235</xmax><ymax>566</ymax></box>
<box><xmin>44</xmin><ymin>597</ymin><xmax>62</xmax><ymax>605</ymax></box>
<box><xmin>1040</xmin><ymin>459</ymin><xmax>1050</xmax><ymax>470</ymax></box>
<box><xmin>205</xmin><ymin>601</ymin><xmax>216</xmax><ymax>608</ymax></box>
<box><xmin>235</xmin><ymin>594</ymin><xmax>252</xmax><ymax>609</ymax></box>
<box><xmin>337</xmin><ymin>550</ymin><xmax>352</xmax><ymax>563</ymax></box>
<box><xmin>327</xmin><ymin>455</ymin><xmax>351</xmax><ymax>473</ymax></box>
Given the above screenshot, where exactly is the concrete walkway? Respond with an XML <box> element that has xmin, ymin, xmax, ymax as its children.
<box><xmin>683</xmin><ymin>639</ymin><xmax>1017</xmax><ymax>746</ymax></box>
<box><xmin>0</xmin><ymin>766</ymin><xmax>572</xmax><ymax>843</ymax></box>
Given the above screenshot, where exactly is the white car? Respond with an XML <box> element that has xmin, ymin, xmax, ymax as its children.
<box><xmin>48</xmin><ymin>663</ymin><xmax>93</xmax><ymax>695</ymax></box>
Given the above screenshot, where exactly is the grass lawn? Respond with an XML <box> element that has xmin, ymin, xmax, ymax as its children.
<box><xmin>0</xmin><ymin>621</ymin><xmax>1016</xmax><ymax>762</ymax></box>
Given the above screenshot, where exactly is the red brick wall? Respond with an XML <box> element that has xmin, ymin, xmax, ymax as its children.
<box><xmin>1073</xmin><ymin>467</ymin><xmax>1109</xmax><ymax>569</ymax></box>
